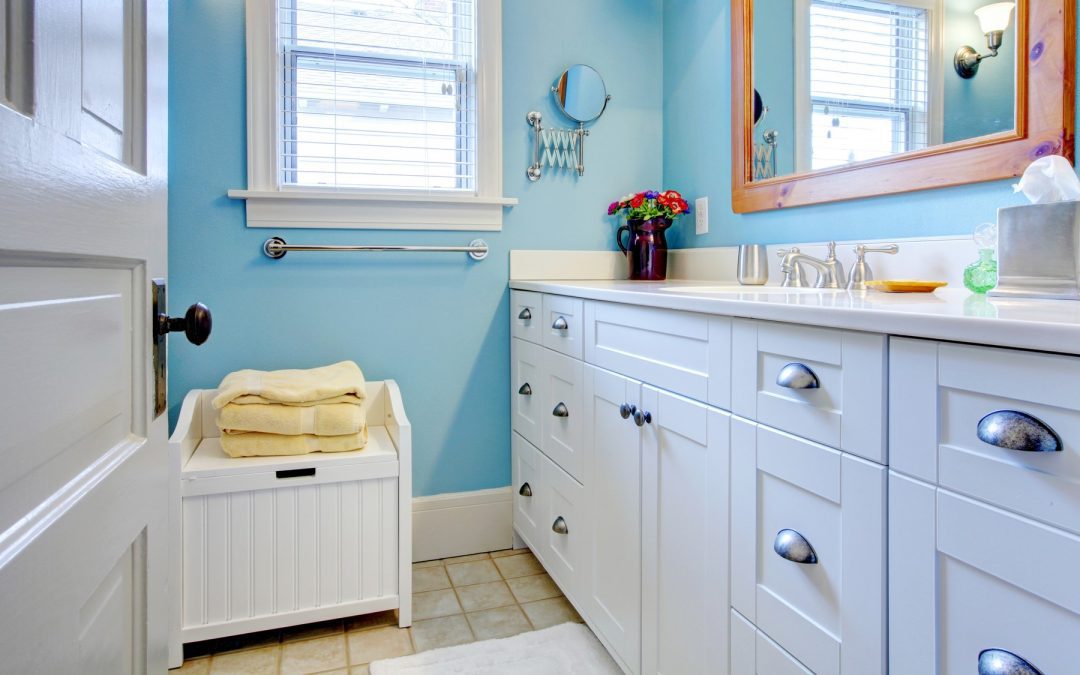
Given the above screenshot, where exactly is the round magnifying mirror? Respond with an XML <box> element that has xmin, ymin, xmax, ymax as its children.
<box><xmin>552</xmin><ymin>64</ymin><xmax>608</xmax><ymax>124</ymax></box>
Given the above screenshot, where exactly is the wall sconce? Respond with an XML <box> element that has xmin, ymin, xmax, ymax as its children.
<box><xmin>954</xmin><ymin>2</ymin><xmax>1016</xmax><ymax>79</ymax></box>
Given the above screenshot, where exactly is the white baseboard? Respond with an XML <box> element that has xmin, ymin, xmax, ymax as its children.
<box><xmin>412</xmin><ymin>487</ymin><xmax>513</xmax><ymax>562</ymax></box>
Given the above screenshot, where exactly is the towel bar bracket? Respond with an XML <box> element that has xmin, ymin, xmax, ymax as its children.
<box><xmin>262</xmin><ymin>237</ymin><xmax>489</xmax><ymax>261</ymax></box>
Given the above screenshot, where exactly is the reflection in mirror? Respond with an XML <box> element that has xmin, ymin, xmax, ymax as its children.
<box><xmin>751</xmin><ymin>0</ymin><xmax>1018</xmax><ymax>180</ymax></box>
<box><xmin>552</xmin><ymin>64</ymin><xmax>609</xmax><ymax>123</ymax></box>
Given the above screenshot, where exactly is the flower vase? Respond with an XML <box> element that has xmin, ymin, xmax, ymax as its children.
<box><xmin>617</xmin><ymin>217</ymin><xmax>672</xmax><ymax>281</ymax></box>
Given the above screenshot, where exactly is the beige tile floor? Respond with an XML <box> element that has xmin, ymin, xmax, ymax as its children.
<box><xmin>172</xmin><ymin>548</ymin><xmax>585</xmax><ymax>675</ymax></box>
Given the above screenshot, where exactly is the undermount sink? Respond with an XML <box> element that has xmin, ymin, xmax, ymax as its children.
<box><xmin>656</xmin><ymin>285</ymin><xmax>845</xmax><ymax>294</ymax></box>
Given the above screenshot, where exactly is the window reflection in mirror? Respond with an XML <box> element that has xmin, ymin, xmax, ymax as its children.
<box><xmin>751</xmin><ymin>0</ymin><xmax>1017</xmax><ymax>180</ymax></box>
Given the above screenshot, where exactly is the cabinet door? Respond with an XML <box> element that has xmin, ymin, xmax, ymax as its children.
<box><xmin>540</xmin><ymin>349</ymin><xmax>585</xmax><ymax>481</ymax></box>
<box><xmin>731</xmin><ymin>420</ymin><xmax>886</xmax><ymax>675</ymax></box>
<box><xmin>511</xmin><ymin>433</ymin><xmax>545</xmax><ymax>556</ymax></box>
<box><xmin>642</xmin><ymin>386</ymin><xmax>731</xmax><ymax>675</ymax></box>
<box><xmin>511</xmin><ymin>338</ymin><xmax>544</xmax><ymax>448</ymax></box>
<box><xmin>889</xmin><ymin>471</ymin><xmax>1080</xmax><ymax>675</ymax></box>
<box><xmin>583</xmin><ymin>365</ymin><xmax>642</xmax><ymax>674</ymax></box>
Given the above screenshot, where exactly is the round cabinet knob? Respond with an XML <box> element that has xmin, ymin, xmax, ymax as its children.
<box><xmin>157</xmin><ymin>302</ymin><xmax>212</xmax><ymax>346</ymax></box>
<box><xmin>518</xmin><ymin>308</ymin><xmax>532</xmax><ymax>321</ymax></box>
<box><xmin>978</xmin><ymin>649</ymin><xmax>1042</xmax><ymax>675</ymax></box>
<box><xmin>552</xmin><ymin>316</ymin><xmax>569</xmax><ymax>331</ymax></box>
<box><xmin>518</xmin><ymin>383</ymin><xmax>532</xmax><ymax>396</ymax></box>
<box><xmin>552</xmin><ymin>516</ymin><xmax>569</xmax><ymax>535</ymax></box>
<box><xmin>619</xmin><ymin>403</ymin><xmax>636</xmax><ymax>419</ymax></box>
<box><xmin>773</xmin><ymin>528</ymin><xmax>818</xmax><ymax>564</ymax></box>
<box><xmin>518</xmin><ymin>482</ymin><xmax>532</xmax><ymax>497</ymax></box>
<box><xmin>552</xmin><ymin>402</ymin><xmax>569</xmax><ymax>418</ymax></box>
<box><xmin>634</xmin><ymin>410</ymin><xmax>652</xmax><ymax>427</ymax></box>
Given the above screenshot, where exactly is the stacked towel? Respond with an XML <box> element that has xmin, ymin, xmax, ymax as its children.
<box><xmin>213</xmin><ymin>361</ymin><xmax>369</xmax><ymax>458</ymax></box>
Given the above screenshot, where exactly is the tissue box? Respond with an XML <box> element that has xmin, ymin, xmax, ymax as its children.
<box><xmin>989</xmin><ymin>201</ymin><xmax>1080</xmax><ymax>300</ymax></box>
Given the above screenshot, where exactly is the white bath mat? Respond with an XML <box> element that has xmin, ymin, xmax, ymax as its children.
<box><xmin>369</xmin><ymin>622</ymin><xmax>622</xmax><ymax>675</ymax></box>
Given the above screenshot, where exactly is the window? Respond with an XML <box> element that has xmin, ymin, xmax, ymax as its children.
<box><xmin>795</xmin><ymin>0</ymin><xmax>942</xmax><ymax>172</ymax></box>
<box><xmin>232</xmin><ymin>0</ymin><xmax>513</xmax><ymax>230</ymax></box>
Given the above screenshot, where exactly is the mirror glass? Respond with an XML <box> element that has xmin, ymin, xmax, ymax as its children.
<box><xmin>552</xmin><ymin>64</ymin><xmax>609</xmax><ymax>123</ymax></box>
<box><xmin>750</xmin><ymin>0</ymin><xmax>1018</xmax><ymax>181</ymax></box>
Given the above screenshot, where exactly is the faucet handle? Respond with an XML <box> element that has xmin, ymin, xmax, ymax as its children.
<box><xmin>848</xmin><ymin>244</ymin><xmax>900</xmax><ymax>290</ymax></box>
<box><xmin>777</xmin><ymin>246</ymin><xmax>800</xmax><ymax>259</ymax></box>
<box><xmin>854</xmin><ymin>243</ymin><xmax>899</xmax><ymax>257</ymax></box>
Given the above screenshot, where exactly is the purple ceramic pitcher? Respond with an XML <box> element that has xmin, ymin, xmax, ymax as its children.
<box><xmin>617</xmin><ymin>217</ymin><xmax>671</xmax><ymax>281</ymax></box>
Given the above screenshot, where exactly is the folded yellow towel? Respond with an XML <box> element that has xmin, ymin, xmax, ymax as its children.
<box><xmin>219</xmin><ymin>400</ymin><xmax>367</xmax><ymax>436</ymax></box>
<box><xmin>212</xmin><ymin>361</ymin><xmax>366</xmax><ymax>409</ymax></box>
<box><xmin>219</xmin><ymin>428</ymin><xmax>369</xmax><ymax>458</ymax></box>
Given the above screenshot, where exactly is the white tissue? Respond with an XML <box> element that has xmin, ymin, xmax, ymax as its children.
<box><xmin>1013</xmin><ymin>155</ymin><xmax>1080</xmax><ymax>204</ymax></box>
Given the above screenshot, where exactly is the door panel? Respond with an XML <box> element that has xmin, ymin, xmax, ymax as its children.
<box><xmin>583</xmin><ymin>365</ymin><xmax>641</xmax><ymax>673</ymax></box>
<box><xmin>0</xmin><ymin>0</ymin><xmax>170</xmax><ymax>670</ymax></box>
<box><xmin>511</xmin><ymin>338</ymin><xmax>544</xmax><ymax>448</ymax></box>
<box><xmin>642</xmin><ymin>386</ymin><xmax>731</xmax><ymax>675</ymax></box>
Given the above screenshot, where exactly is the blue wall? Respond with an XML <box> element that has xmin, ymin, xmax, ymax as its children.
<box><xmin>168</xmin><ymin>0</ymin><xmax>663</xmax><ymax>497</ymax></box>
<box><xmin>662</xmin><ymin>0</ymin><xmax>1077</xmax><ymax>248</ymax></box>
<box><xmin>752</xmin><ymin>0</ymin><xmax>796</xmax><ymax>176</ymax></box>
<box><xmin>943</xmin><ymin>0</ymin><xmax>1016</xmax><ymax>143</ymax></box>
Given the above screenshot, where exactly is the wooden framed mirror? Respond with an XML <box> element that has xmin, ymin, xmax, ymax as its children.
<box><xmin>732</xmin><ymin>0</ymin><xmax>1074</xmax><ymax>213</ymax></box>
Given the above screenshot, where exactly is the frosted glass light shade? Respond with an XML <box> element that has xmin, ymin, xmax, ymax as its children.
<box><xmin>975</xmin><ymin>2</ymin><xmax>1015</xmax><ymax>34</ymax></box>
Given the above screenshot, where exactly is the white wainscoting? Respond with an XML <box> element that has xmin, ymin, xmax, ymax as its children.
<box><xmin>412</xmin><ymin>487</ymin><xmax>514</xmax><ymax>562</ymax></box>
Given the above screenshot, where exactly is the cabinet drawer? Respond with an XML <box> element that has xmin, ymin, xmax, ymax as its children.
<box><xmin>511</xmin><ymin>433</ymin><xmax>546</xmax><ymax>557</ymax></box>
<box><xmin>731</xmin><ymin>419</ymin><xmax>886</xmax><ymax>675</ymax></box>
<box><xmin>890</xmin><ymin>472</ymin><xmax>1080</xmax><ymax>675</ymax></box>
<box><xmin>511</xmin><ymin>290</ymin><xmax>542</xmax><ymax>344</ymax></box>
<box><xmin>733</xmin><ymin>319</ymin><xmax>886</xmax><ymax>463</ymax></box>
<box><xmin>540</xmin><ymin>452</ymin><xmax>588</xmax><ymax>602</ymax></box>
<box><xmin>540</xmin><ymin>349</ymin><xmax>585</xmax><ymax>482</ymax></box>
<box><xmin>541</xmin><ymin>294</ymin><xmax>584</xmax><ymax>359</ymax></box>
<box><xmin>584</xmin><ymin>300</ymin><xmax>731</xmax><ymax>408</ymax></box>
<box><xmin>890</xmin><ymin>339</ymin><xmax>1080</xmax><ymax>536</ymax></box>
<box><xmin>511</xmin><ymin>338</ymin><xmax>544</xmax><ymax>448</ymax></box>
<box><xmin>731</xmin><ymin>609</ymin><xmax>812</xmax><ymax>675</ymax></box>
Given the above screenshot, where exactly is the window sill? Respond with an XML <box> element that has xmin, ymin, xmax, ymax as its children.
<box><xmin>227</xmin><ymin>189</ymin><xmax>518</xmax><ymax>231</ymax></box>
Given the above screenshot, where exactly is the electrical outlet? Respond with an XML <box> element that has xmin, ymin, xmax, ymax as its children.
<box><xmin>695</xmin><ymin>197</ymin><xmax>709</xmax><ymax>235</ymax></box>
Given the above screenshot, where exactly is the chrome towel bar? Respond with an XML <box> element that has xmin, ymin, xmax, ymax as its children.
<box><xmin>262</xmin><ymin>237</ymin><xmax>489</xmax><ymax>261</ymax></box>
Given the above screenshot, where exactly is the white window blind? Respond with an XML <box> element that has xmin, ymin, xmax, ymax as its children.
<box><xmin>808</xmin><ymin>0</ymin><xmax>930</xmax><ymax>170</ymax></box>
<box><xmin>280</xmin><ymin>0</ymin><xmax>477</xmax><ymax>192</ymax></box>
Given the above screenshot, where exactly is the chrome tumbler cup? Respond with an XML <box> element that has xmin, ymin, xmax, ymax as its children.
<box><xmin>737</xmin><ymin>244</ymin><xmax>768</xmax><ymax>285</ymax></box>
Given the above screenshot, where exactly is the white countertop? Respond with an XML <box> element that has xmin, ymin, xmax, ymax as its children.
<box><xmin>509</xmin><ymin>279</ymin><xmax>1080</xmax><ymax>355</ymax></box>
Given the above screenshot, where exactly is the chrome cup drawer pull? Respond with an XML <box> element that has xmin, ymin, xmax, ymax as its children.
<box><xmin>518</xmin><ymin>482</ymin><xmax>532</xmax><ymax>497</ymax></box>
<box><xmin>634</xmin><ymin>410</ymin><xmax>652</xmax><ymax>427</ymax></box>
<box><xmin>777</xmin><ymin>363</ymin><xmax>820</xmax><ymax>390</ymax></box>
<box><xmin>978</xmin><ymin>649</ymin><xmax>1043</xmax><ymax>675</ymax></box>
<box><xmin>773</xmin><ymin>529</ymin><xmax>818</xmax><ymax>564</ymax></box>
<box><xmin>552</xmin><ymin>402</ymin><xmax>569</xmax><ymax>418</ymax></box>
<box><xmin>552</xmin><ymin>316</ymin><xmax>569</xmax><ymax>331</ymax></box>
<box><xmin>977</xmin><ymin>410</ymin><xmax>1062</xmax><ymax>453</ymax></box>
<box><xmin>552</xmin><ymin>516</ymin><xmax>569</xmax><ymax>535</ymax></box>
<box><xmin>518</xmin><ymin>383</ymin><xmax>532</xmax><ymax>396</ymax></box>
<box><xmin>619</xmin><ymin>403</ymin><xmax>636</xmax><ymax>419</ymax></box>
<box><xmin>518</xmin><ymin>308</ymin><xmax>532</xmax><ymax>321</ymax></box>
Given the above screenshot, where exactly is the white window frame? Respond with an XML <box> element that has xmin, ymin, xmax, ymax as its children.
<box><xmin>793</xmin><ymin>0</ymin><xmax>944</xmax><ymax>174</ymax></box>
<box><xmin>229</xmin><ymin>0</ymin><xmax>515</xmax><ymax>231</ymax></box>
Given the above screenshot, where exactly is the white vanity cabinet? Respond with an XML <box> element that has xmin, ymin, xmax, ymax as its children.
<box><xmin>583</xmin><ymin>365</ymin><xmax>643</xmax><ymax>673</ymax></box>
<box><xmin>889</xmin><ymin>337</ymin><xmax>1080</xmax><ymax>675</ymax></box>
<box><xmin>641</xmin><ymin>386</ymin><xmax>730</xmax><ymax>675</ymax></box>
<box><xmin>730</xmin><ymin>418</ymin><xmax>886</xmax><ymax>675</ymax></box>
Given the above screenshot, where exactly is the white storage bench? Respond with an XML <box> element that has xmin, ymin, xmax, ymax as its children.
<box><xmin>167</xmin><ymin>380</ymin><xmax>411</xmax><ymax>664</ymax></box>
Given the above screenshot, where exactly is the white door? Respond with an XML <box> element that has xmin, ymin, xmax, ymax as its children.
<box><xmin>641</xmin><ymin>386</ymin><xmax>730</xmax><ymax>675</ymax></box>
<box><xmin>583</xmin><ymin>365</ymin><xmax>642</xmax><ymax>674</ymax></box>
<box><xmin>0</xmin><ymin>2</ymin><xmax>189</xmax><ymax>672</ymax></box>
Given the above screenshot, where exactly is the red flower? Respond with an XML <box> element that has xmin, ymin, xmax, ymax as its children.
<box><xmin>671</xmin><ymin>202</ymin><xmax>684</xmax><ymax>214</ymax></box>
<box><xmin>631</xmin><ymin>194</ymin><xmax>644</xmax><ymax>208</ymax></box>
<box><xmin>663</xmin><ymin>190</ymin><xmax>682</xmax><ymax>201</ymax></box>
<box><xmin>657</xmin><ymin>194</ymin><xmax>670</xmax><ymax>206</ymax></box>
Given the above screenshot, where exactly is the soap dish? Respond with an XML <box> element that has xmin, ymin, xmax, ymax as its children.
<box><xmin>865</xmin><ymin>280</ymin><xmax>948</xmax><ymax>293</ymax></box>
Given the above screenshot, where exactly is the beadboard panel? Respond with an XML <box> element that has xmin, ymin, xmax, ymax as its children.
<box><xmin>181</xmin><ymin>477</ymin><xmax>398</xmax><ymax>638</ymax></box>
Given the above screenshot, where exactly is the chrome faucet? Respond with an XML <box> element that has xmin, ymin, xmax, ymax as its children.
<box><xmin>779</xmin><ymin>242</ymin><xmax>846</xmax><ymax>289</ymax></box>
